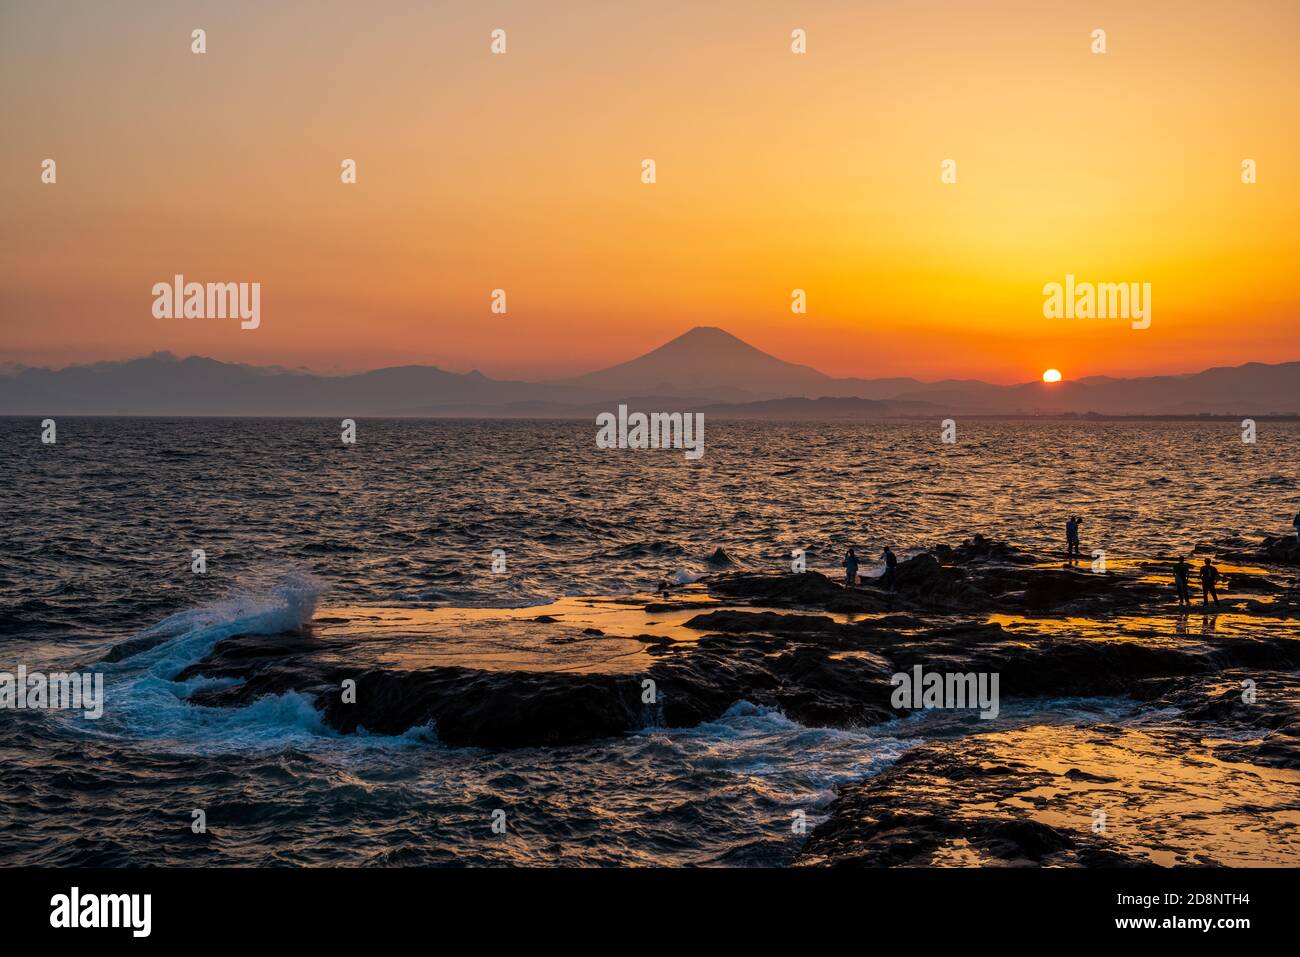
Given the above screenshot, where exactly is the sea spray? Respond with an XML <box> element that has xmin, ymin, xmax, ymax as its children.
<box><xmin>87</xmin><ymin>569</ymin><xmax>333</xmax><ymax>746</ymax></box>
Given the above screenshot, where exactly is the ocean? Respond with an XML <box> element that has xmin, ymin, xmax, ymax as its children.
<box><xmin>2</xmin><ymin>417</ymin><xmax>1297</xmax><ymax>865</ymax></box>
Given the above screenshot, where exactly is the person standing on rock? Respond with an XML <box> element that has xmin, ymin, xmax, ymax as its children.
<box><xmin>843</xmin><ymin>547</ymin><xmax>859</xmax><ymax>589</ymax></box>
<box><xmin>1172</xmin><ymin>556</ymin><xmax>1193</xmax><ymax>607</ymax></box>
<box><xmin>881</xmin><ymin>546</ymin><xmax>898</xmax><ymax>591</ymax></box>
<box><xmin>1199</xmin><ymin>558</ymin><xmax>1222</xmax><ymax>606</ymax></box>
<box><xmin>1065</xmin><ymin>516</ymin><xmax>1081</xmax><ymax>562</ymax></box>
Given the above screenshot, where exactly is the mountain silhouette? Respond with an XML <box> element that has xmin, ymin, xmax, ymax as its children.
<box><xmin>1</xmin><ymin>330</ymin><xmax>1297</xmax><ymax>416</ymax></box>
<box><xmin>560</xmin><ymin>325</ymin><xmax>1004</xmax><ymax>402</ymax></box>
<box><xmin>557</xmin><ymin>326</ymin><xmax>838</xmax><ymax>400</ymax></box>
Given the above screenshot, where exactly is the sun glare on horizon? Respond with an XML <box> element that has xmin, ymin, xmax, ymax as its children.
<box><xmin>1042</xmin><ymin>369</ymin><xmax>1063</xmax><ymax>383</ymax></box>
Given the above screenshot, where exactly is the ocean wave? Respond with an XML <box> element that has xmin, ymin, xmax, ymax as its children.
<box><xmin>103</xmin><ymin>569</ymin><xmax>323</xmax><ymax>671</ymax></box>
<box><xmin>66</xmin><ymin>570</ymin><xmax>358</xmax><ymax>749</ymax></box>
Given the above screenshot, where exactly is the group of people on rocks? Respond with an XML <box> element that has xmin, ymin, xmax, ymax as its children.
<box><xmin>836</xmin><ymin>511</ymin><xmax>1300</xmax><ymax>608</ymax></box>
<box><xmin>1071</xmin><ymin>514</ymin><xmax>1227</xmax><ymax>606</ymax></box>
<box><xmin>1171</xmin><ymin>554</ymin><xmax>1221</xmax><ymax>607</ymax></box>
<box><xmin>842</xmin><ymin>545</ymin><xmax>896</xmax><ymax>591</ymax></box>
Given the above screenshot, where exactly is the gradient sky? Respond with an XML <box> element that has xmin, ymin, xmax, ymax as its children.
<box><xmin>2</xmin><ymin>0</ymin><xmax>1298</xmax><ymax>383</ymax></box>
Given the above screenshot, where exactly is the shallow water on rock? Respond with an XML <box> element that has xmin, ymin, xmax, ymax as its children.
<box><xmin>922</xmin><ymin>724</ymin><xmax>1300</xmax><ymax>867</ymax></box>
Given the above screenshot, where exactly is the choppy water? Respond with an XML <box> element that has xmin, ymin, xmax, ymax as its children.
<box><xmin>1</xmin><ymin>417</ymin><xmax>1297</xmax><ymax>865</ymax></box>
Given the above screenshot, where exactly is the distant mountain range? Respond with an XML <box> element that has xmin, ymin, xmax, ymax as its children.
<box><xmin>2</xmin><ymin>326</ymin><xmax>1298</xmax><ymax>417</ymax></box>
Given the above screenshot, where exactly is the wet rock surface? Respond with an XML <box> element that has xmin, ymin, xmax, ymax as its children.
<box><xmin>152</xmin><ymin>535</ymin><xmax>1300</xmax><ymax>745</ymax></box>
<box><xmin>795</xmin><ymin>674</ymin><xmax>1300</xmax><ymax>868</ymax></box>
<box><xmin>793</xmin><ymin>742</ymin><xmax>1148</xmax><ymax>867</ymax></box>
<box><xmin>113</xmin><ymin>535</ymin><xmax>1300</xmax><ymax>863</ymax></box>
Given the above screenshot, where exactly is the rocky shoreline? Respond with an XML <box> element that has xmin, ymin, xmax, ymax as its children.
<box><xmin>108</xmin><ymin>533</ymin><xmax>1300</xmax><ymax>865</ymax></box>
<box><xmin>793</xmin><ymin>669</ymin><xmax>1300</xmax><ymax>867</ymax></box>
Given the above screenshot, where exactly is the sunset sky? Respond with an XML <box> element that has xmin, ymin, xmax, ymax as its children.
<box><xmin>2</xmin><ymin>0</ymin><xmax>1297</xmax><ymax>383</ymax></box>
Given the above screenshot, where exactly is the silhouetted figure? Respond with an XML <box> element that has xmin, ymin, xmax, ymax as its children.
<box><xmin>1172</xmin><ymin>556</ymin><xmax>1193</xmax><ymax>607</ymax></box>
<box><xmin>1293</xmin><ymin>511</ymin><xmax>1300</xmax><ymax>544</ymax></box>
<box><xmin>881</xmin><ymin>546</ymin><xmax>898</xmax><ymax>592</ymax></box>
<box><xmin>843</xmin><ymin>548</ymin><xmax>859</xmax><ymax>589</ymax></box>
<box><xmin>657</xmin><ymin>579</ymin><xmax>671</xmax><ymax>599</ymax></box>
<box><xmin>1199</xmin><ymin>558</ymin><xmax>1221</xmax><ymax>606</ymax></box>
<box><xmin>1065</xmin><ymin>516</ymin><xmax>1082</xmax><ymax>562</ymax></box>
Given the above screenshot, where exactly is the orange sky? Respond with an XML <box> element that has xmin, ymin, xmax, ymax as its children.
<box><xmin>2</xmin><ymin>0</ymin><xmax>1297</xmax><ymax>383</ymax></box>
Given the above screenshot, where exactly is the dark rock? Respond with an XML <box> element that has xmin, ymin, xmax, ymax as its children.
<box><xmin>1261</xmin><ymin>535</ymin><xmax>1300</xmax><ymax>565</ymax></box>
<box><xmin>930</xmin><ymin>535</ymin><xmax>1036</xmax><ymax>565</ymax></box>
<box><xmin>1018</xmin><ymin>569</ymin><xmax>1116</xmax><ymax>611</ymax></box>
<box><xmin>706</xmin><ymin>571</ymin><xmax>888</xmax><ymax>612</ymax></box>
<box><xmin>683</xmin><ymin>610</ymin><xmax>844</xmax><ymax>636</ymax></box>
<box><xmin>706</xmin><ymin>547</ymin><xmax>737</xmax><ymax>568</ymax></box>
<box><xmin>1223</xmin><ymin>573</ymin><xmax>1283</xmax><ymax>593</ymax></box>
<box><xmin>1064</xmin><ymin>768</ymin><xmax>1118</xmax><ymax>783</ymax></box>
<box><xmin>1219</xmin><ymin>534</ymin><xmax>1300</xmax><ymax>567</ymax></box>
<box><xmin>706</xmin><ymin>539</ymin><xmax>1171</xmax><ymax>616</ymax></box>
<box><xmin>889</xmin><ymin>553</ymin><xmax>986</xmax><ymax>609</ymax></box>
<box><xmin>322</xmin><ymin>669</ymin><xmax>645</xmax><ymax>747</ymax></box>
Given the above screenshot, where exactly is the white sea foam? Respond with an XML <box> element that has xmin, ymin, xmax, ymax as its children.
<box><xmin>73</xmin><ymin>571</ymin><xmax>378</xmax><ymax>749</ymax></box>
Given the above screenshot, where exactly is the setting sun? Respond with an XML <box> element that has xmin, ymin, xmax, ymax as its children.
<box><xmin>1042</xmin><ymin>369</ymin><xmax>1063</xmax><ymax>383</ymax></box>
